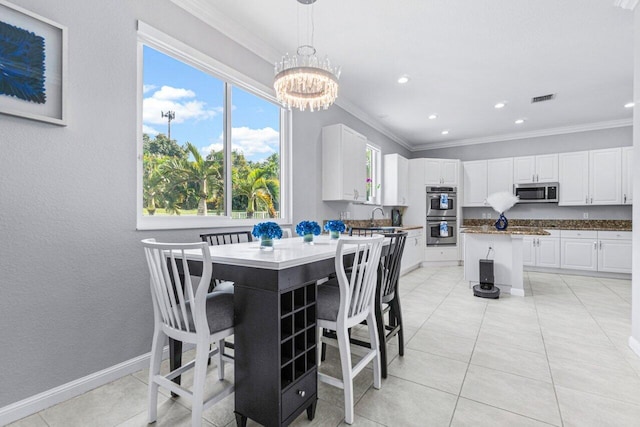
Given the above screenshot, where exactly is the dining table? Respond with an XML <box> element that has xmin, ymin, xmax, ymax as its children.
<box><xmin>171</xmin><ymin>234</ymin><xmax>380</xmax><ymax>427</ymax></box>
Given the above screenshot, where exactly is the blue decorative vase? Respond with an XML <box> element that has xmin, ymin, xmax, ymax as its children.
<box><xmin>495</xmin><ymin>213</ymin><xmax>508</xmax><ymax>231</ymax></box>
<box><xmin>260</xmin><ymin>236</ymin><xmax>274</xmax><ymax>250</ymax></box>
<box><xmin>303</xmin><ymin>233</ymin><xmax>314</xmax><ymax>244</ymax></box>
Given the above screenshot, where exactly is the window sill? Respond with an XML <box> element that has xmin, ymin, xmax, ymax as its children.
<box><xmin>136</xmin><ymin>216</ymin><xmax>290</xmax><ymax>231</ymax></box>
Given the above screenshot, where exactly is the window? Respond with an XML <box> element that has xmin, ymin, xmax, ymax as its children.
<box><xmin>137</xmin><ymin>23</ymin><xmax>291</xmax><ymax>229</ymax></box>
<box><xmin>366</xmin><ymin>144</ymin><xmax>381</xmax><ymax>204</ymax></box>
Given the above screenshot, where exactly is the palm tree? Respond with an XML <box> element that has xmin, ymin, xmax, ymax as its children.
<box><xmin>163</xmin><ymin>143</ymin><xmax>223</xmax><ymax>215</ymax></box>
<box><xmin>234</xmin><ymin>167</ymin><xmax>279</xmax><ymax>218</ymax></box>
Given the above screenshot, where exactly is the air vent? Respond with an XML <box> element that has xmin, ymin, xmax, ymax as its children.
<box><xmin>531</xmin><ymin>94</ymin><xmax>555</xmax><ymax>103</ymax></box>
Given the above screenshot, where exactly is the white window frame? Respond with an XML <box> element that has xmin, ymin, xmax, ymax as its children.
<box><xmin>365</xmin><ymin>143</ymin><xmax>382</xmax><ymax>205</ymax></box>
<box><xmin>136</xmin><ymin>22</ymin><xmax>292</xmax><ymax>230</ymax></box>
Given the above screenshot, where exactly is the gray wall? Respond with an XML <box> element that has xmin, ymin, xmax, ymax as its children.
<box><xmin>412</xmin><ymin>126</ymin><xmax>632</xmax><ymax>161</ymax></box>
<box><xmin>0</xmin><ymin>0</ymin><xmax>407</xmax><ymax>408</ymax></box>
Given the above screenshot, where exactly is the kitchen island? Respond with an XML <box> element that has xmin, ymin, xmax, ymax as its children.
<box><xmin>461</xmin><ymin>226</ymin><xmax>549</xmax><ymax>296</ymax></box>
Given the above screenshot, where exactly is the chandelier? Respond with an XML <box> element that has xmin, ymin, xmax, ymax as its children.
<box><xmin>274</xmin><ymin>0</ymin><xmax>341</xmax><ymax>112</ymax></box>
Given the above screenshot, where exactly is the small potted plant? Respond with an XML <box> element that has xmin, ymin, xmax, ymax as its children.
<box><xmin>296</xmin><ymin>220</ymin><xmax>321</xmax><ymax>243</ymax></box>
<box><xmin>324</xmin><ymin>220</ymin><xmax>346</xmax><ymax>239</ymax></box>
<box><xmin>252</xmin><ymin>221</ymin><xmax>283</xmax><ymax>250</ymax></box>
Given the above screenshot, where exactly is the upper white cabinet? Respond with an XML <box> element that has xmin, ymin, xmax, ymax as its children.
<box><xmin>322</xmin><ymin>124</ymin><xmax>367</xmax><ymax>202</ymax></box>
<box><xmin>462</xmin><ymin>157</ymin><xmax>513</xmax><ymax>207</ymax></box>
<box><xmin>513</xmin><ymin>154</ymin><xmax>558</xmax><ymax>184</ymax></box>
<box><xmin>559</xmin><ymin>148</ymin><xmax>621</xmax><ymax>206</ymax></box>
<box><xmin>462</xmin><ymin>160</ymin><xmax>488</xmax><ymax>207</ymax></box>
<box><xmin>383</xmin><ymin>153</ymin><xmax>409</xmax><ymax>206</ymax></box>
<box><xmin>488</xmin><ymin>157</ymin><xmax>514</xmax><ymax>195</ymax></box>
<box><xmin>425</xmin><ymin>158</ymin><xmax>459</xmax><ymax>186</ymax></box>
<box><xmin>622</xmin><ymin>146</ymin><xmax>633</xmax><ymax>205</ymax></box>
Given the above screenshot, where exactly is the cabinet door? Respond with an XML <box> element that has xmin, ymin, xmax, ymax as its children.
<box><xmin>522</xmin><ymin>236</ymin><xmax>535</xmax><ymax>266</ymax></box>
<box><xmin>424</xmin><ymin>159</ymin><xmax>442</xmax><ymax>185</ymax></box>
<box><xmin>559</xmin><ymin>151</ymin><xmax>589</xmax><ymax>206</ymax></box>
<box><xmin>343</xmin><ymin>128</ymin><xmax>367</xmax><ymax>201</ymax></box>
<box><xmin>561</xmin><ymin>238</ymin><xmax>597</xmax><ymax>271</ymax></box>
<box><xmin>622</xmin><ymin>146</ymin><xmax>633</xmax><ymax>205</ymax></box>
<box><xmin>487</xmin><ymin>158</ymin><xmax>514</xmax><ymax>195</ymax></box>
<box><xmin>590</xmin><ymin>148</ymin><xmax>621</xmax><ymax>205</ymax></box>
<box><xmin>463</xmin><ymin>160</ymin><xmax>488</xmax><ymax>206</ymax></box>
<box><xmin>398</xmin><ymin>155</ymin><xmax>409</xmax><ymax>205</ymax></box>
<box><xmin>535</xmin><ymin>154</ymin><xmax>559</xmax><ymax>183</ymax></box>
<box><xmin>513</xmin><ymin>156</ymin><xmax>536</xmax><ymax>184</ymax></box>
<box><xmin>598</xmin><ymin>239</ymin><xmax>632</xmax><ymax>273</ymax></box>
<box><xmin>404</xmin><ymin>159</ymin><xmax>426</xmax><ymax>226</ymax></box>
<box><xmin>536</xmin><ymin>237</ymin><xmax>560</xmax><ymax>268</ymax></box>
<box><xmin>441</xmin><ymin>160</ymin><xmax>459</xmax><ymax>186</ymax></box>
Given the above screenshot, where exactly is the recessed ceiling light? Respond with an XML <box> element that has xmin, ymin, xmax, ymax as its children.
<box><xmin>494</xmin><ymin>102</ymin><xmax>506</xmax><ymax>109</ymax></box>
<box><xmin>428</xmin><ymin>114</ymin><xmax>437</xmax><ymax>120</ymax></box>
<box><xmin>397</xmin><ymin>75</ymin><xmax>410</xmax><ymax>84</ymax></box>
<box><xmin>625</xmin><ymin>102</ymin><xmax>635</xmax><ymax>108</ymax></box>
<box><xmin>515</xmin><ymin>119</ymin><xmax>525</xmax><ymax>124</ymax></box>
<box><xmin>441</xmin><ymin>130</ymin><xmax>449</xmax><ymax>135</ymax></box>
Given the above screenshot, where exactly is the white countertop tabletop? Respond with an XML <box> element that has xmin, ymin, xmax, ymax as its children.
<box><xmin>178</xmin><ymin>235</ymin><xmax>382</xmax><ymax>270</ymax></box>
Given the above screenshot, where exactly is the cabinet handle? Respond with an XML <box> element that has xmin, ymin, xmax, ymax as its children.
<box><xmin>297</xmin><ymin>390</ymin><xmax>306</xmax><ymax>397</ymax></box>
<box><xmin>624</xmin><ymin>194</ymin><xmax>627</xmax><ymax>204</ymax></box>
<box><xmin>594</xmin><ymin>242</ymin><xmax>597</xmax><ymax>249</ymax></box>
<box><xmin>585</xmin><ymin>196</ymin><xmax>588</xmax><ymax>204</ymax></box>
<box><xmin>599</xmin><ymin>241</ymin><xmax>602</xmax><ymax>250</ymax></box>
<box><xmin>415</xmin><ymin>238</ymin><xmax>418</xmax><ymax>246</ymax></box>
<box><xmin>590</xmin><ymin>197</ymin><xmax>593</xmax><ymax>204</ymax></box>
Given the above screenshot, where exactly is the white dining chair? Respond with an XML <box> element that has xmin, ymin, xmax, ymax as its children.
<box><xmin>142</xmin><ymin>239</ymin><xmax>234</xmax><ymax>427</ymax></box>
<box><xmin>316</xmin><ymin>235</ymin><xmax>384</xmax><ymax>424</ymax></box>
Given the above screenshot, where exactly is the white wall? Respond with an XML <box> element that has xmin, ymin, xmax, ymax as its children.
<box><xmin>0</xmin><ymin>0</ymin><xmax>408</xmax><ymax>410</ymax></box>
<box><xmin>631</xmin><ymin>6</ymin><xmax>640</xmax><ymax>358</ymax></box>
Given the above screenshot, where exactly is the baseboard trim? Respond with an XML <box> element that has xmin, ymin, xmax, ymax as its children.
<box><xmin>0</xmin><ymin>347</ymin><xmax>171</xmax><ymax>426</ymax></box>
<box><xmin>629</xmin><ymin>336</ymin><xmax>640</xmax><ymax>358</ymax></box>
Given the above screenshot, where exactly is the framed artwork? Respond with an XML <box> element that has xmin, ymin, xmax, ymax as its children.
<box><xmin>0</xmin><ymin>0</ymin><xmax>67</xmax><ymax>125</ymax></box>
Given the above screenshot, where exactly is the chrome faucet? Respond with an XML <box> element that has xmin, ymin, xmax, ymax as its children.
<box><xmin>370</xmin><ymin>207</ymin><xmax>385</xmax><ymax>226</ymax></box>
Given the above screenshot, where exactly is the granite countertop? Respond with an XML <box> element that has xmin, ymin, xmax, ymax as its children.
<box><xmin>322</xmin><ymin>219</ymin><xmax>423</xmax><ymax>233</ymax></box>
<box><xmin>462</xmin><ymin>219</ymin><xmax>631</xmax><ymax>231</ymax></box>
<box><xmin>461</xmin><ymin>226</ymin><xmax>550</xmax><ymax>236</ymax></box>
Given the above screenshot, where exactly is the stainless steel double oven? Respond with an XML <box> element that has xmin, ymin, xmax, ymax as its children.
<box><xmin>426</xmin><ymin>187</ymin><xmax>457</xmax><ymax>246</ymax></box>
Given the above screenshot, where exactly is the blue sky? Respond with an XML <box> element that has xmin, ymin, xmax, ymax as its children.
<box><xmin>142</xmin><ymin>45</ymin><xmax>280</xmax><ymax>162</ymax></box>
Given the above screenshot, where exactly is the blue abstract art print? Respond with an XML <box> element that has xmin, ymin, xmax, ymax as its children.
<box><xmin>0</xmin><ymin>20</ymin><xmax>46</xmax><ymax>104</ymax></box>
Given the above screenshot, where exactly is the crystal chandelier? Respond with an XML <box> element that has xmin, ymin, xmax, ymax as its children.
<box><xmin>274</xmin><ymin>0</ymin><xmax>341</xmax><ymax>112</ymax></box>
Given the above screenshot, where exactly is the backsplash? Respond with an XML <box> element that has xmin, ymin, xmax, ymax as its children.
<box><xmin>462</xmin><ymin>218</ymin><xmax>631</xmax><ymax>231</ymax></box>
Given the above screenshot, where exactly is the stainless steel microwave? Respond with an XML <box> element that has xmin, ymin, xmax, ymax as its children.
<box><xmin>514</xmin><ymin>182</ymin><xmax>559</xmax><ymax>203</ymax></box>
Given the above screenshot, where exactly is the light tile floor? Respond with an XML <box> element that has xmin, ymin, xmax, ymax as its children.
<box><xmin>9</xmin><ymin>266</ymin><xmax>640</xmax><ymax>427</ymax></box>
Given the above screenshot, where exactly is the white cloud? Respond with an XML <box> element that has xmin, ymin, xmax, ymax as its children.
<box><xmin>143</xmin><ymin>85</ymin><xmax>222</xmax><ymax>125</ymax></box>
<box><xmin>199</xmin><ymin>127</ymin><xmax>279</xmax><ymax>160</ymax></box>
<box><xmin>143</xmin><ymin>84</ymin><xmax>157</xmax><ymax>94</ymax></box>
<box><xmin>142</xmin><ymin>124</ymin><xmax>159</xmax><ymax>136</ymax></box>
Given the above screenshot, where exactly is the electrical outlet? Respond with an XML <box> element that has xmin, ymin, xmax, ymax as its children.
<box><xmin>583</xmin><ymin>212</ymin><xmax>589</xmax><ymax>219</ymax></box>
<box><xmin>487</xmin><ymin>213</ymin><xmax>492</xmax><ymax>219</ymax></box>
<box><xmin>482</xmin><ymin>213</ymin><xmax>487</xmax><ymax>219</ymax></box>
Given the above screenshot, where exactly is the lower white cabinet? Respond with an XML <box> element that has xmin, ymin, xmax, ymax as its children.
<box><xmin>559</xmin><ymin>230</ymin><xmax>631</xmax><ymax>274</ymax></box>
<box><xmin>597</xmin><ymin>231</ymin><xmax>632</xmax><ymax>274</ymax></box>
<box><xmin>401</xmin><ymin>228</ymin><xmax>424</xmax><ymax>275</ymax></box>
<box><xmin>523</xmin><ymin>232</ymin><xmax>560</xmax><ymax>268</ymax></box>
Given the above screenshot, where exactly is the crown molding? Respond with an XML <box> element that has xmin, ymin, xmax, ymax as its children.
<box><xmin>613</xmin><ymin>0</ymin><xmax>639</xmax><ymax>10</ymax></box>
<box><xmin>410</xmin><ymin>118</ymin><xmax>633</xmax><ymax>151</ymax></box>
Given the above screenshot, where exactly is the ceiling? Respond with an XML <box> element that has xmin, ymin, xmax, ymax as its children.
<box><xmin>172</xmin><ymin>0</ymin><xmax>636</xmax><ymax>151</ymax></box>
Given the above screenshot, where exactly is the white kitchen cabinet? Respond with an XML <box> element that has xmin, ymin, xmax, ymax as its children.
<box><xmin>322</xmin><ymin>124</ymin><xmax>367</xmax><ymax>202</ymax></box>
<box><xmin>425</xmin><ymin>158</ymin><xmax>459</xmax><ymax>186</ymax></box>
<box><xmin>462</xmin><ymin>160</ymin><xmax>487</xmax><ymax>207</ymax></box>
<box><xmin>622</xmin><ymin>146</ymin><xmax>633</xmax><ymax>205</ymax></box>
<box><xmin>559</xmin><ymin>148</ymin><xmax>622</xmax><ymax>206</ymax></box>
<box><xmin>403</xmin><ymin>159</ymin><xmax>426</xmax><ymax>227</ymax></box>
<box><xmin>401</xmin><ymin>228</ymin><xmax>424</xmax><ymax>275</ymax></box>
<box><xmin>559</xmin><ymin>151</ymin><xmax>589</xmax><ymax>205</ymax></box>
<box><xmin>590</xmin><ymin>148</ymin><xmax>622</xmax><ymax>205</ymax></box>
<box><xmin>560</xmin><ymin>230</ymin><xmax>598</xmax><ymax>271</ymax></box>
<box><xmin>597</xmin><ymin>231</ymin><xmax>632</xmax><ymax>274</ymax></box>
<box><xmin>383</xmin><ymin>153</ymin><xmax>409</xmax><ymax>206</ymax></box>
<box><xmin>462</xmin><ymin>157</ymin><xmax>512</xmax><ymax>207</ymax></box>
<box><xmin>513</xmin><ymin>154</ymin><xmax>558</xmax><ymax>184</ymax></box>
<box><xmin>523</xmin><ymin>231</ymin><xmax>560</xmax><ymax>268</ymax></box>
<box><xmin>487</xmin><ymin>157</ymin><xmax>514</xmax><ymax>195</ymax></box>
